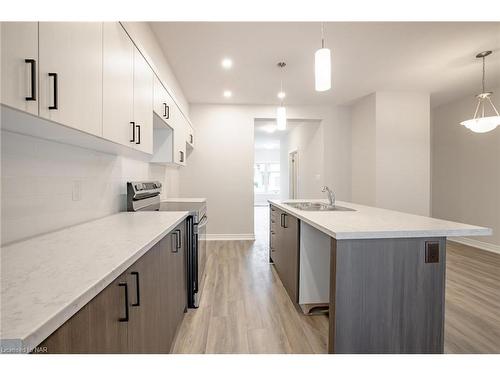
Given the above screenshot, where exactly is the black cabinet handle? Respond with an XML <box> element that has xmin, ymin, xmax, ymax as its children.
<box><xmin>25</xmin><ymin>59</ymin><xmax>36</xmax><ymax>101</ymax></box>
<box><xmin>163</xmin><ymin>103</ymin><xmax>169</xmax><ymax>119</ymax></box>
<box><xmin>171</xmin><ymin>231</ymin><xmax>179</xmax><ymax>253</ymax></box>
<box><xmin>131</xmin><ymin>271</ymin><xmax>140</xmax><ymax>307</ymax></box>
<box><xmin>175</xmin><ymin>229</ymin><xmax>182</xmax><ymax>249</ymax></box>
<box><xmin>190</xmin><ymin>134</ymin><xmax>193</xmax><ymax>144</ymax></box>
<box><xmin>135</xmin><ymin>124</ymin><xmax>141</xmax><ymax>145</ymax></box>
<box><xmin>179</xmin><ymin>150</ymin><xmax>184</xmax><ymax>163</ymax></box>
<box><xmin>48</xmin><ymin>73</ymin><xmax>58</xmax><ymax>110</ymax></box>
<box><xmin>118</xmin><ymin>282</ymin><xmax>129</xmax><ymax>322</ymax></box>
<box><xmin>130</xmin><ymin>122</ymin><xmax>135</xmax><ymax>143</ymax></box>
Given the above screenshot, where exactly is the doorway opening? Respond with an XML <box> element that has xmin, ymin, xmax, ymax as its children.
<box><xmin>253</xmin><ymin>119</ymin><xmax>322</xmax><ymax>237</ymax></box>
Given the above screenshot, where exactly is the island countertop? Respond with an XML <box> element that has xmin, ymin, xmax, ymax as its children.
<box><xmin>0</xmin><ymin>211</ymin><xmax>189</xmax><ymax>353</ymax></box>
<box><xmin>269</xmin><ymin>199</ymin><xmax>492</xmax><ymax>240</ymax></box>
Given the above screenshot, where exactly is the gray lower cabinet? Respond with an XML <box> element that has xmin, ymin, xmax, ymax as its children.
<box><xmin>38</xmin><ymin>220</ymin><xmax>186</xmax><ymax>354</ymax></box>
<box><xmin>269</xmin><ymin>204</ymin><xmax>300</xmax><ymax>304</ymax></box>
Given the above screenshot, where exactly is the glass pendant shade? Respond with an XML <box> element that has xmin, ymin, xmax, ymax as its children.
<box><xmin>460</xmin><ymin>93</ymin><xmax>500</xmax><ymax>133</ymax></box>
<box><xmin>315</xmin><ymin>47</ymin><xmax>331</xmax><ymax>92</ymax></box>
<box><xmin>461</xmin><ymin>51</ymin><xmax>499</xmax><ymax>133</ymax></box>
<box><xmin>276</xmin><ymin>106</ymin><xmax>287</xmax><ymax>130</ymax></box>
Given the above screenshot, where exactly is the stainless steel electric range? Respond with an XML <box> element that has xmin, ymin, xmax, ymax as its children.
<box><xmin>127</xmin><ymin>181</ymin><xmax>207</xmax><ymax>308</ymax></box>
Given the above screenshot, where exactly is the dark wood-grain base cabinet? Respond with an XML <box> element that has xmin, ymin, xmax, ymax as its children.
<box><xmin>269</xmin><ymin>204</ymin><xmax>300</xmax><ymax>305</ymax></box>
<box><xmin>37</xmin><ymin>220</ymin><xmax>187</xmax><ymax>354</ymax></box>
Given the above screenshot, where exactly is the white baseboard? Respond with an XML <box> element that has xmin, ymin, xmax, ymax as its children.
<box><xmin>206</xmin><ymin>234</ymin><xmax>256</xmax><ymax>241</ymax></box>
<box><xmin>448</xmin><ymin>237</ymin><xmax>500</xmax><ymax>255</ymax></box>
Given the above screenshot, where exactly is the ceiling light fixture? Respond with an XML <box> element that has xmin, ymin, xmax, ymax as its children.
<box><xmin>315</xmin><ymin>23</ymin><xmax>332</xmax><ymax>92</ymax></box>
<box><xmin>276</xmin><ymin>62</ymin><xmax>287</xmax><ymax>131</ymax></box>
<box><xmin>223</xmin><ymin>90</ymin><xmax>232</xmax><ymax>98</ymax></box>
<box><xmin>277</xmin><ymin>91</ymin><xmax>286</xmax><ymax>99</ymax></box>
<box><xmin>460</xmin><ymin>51</ymin><xmax>500</xmax><ymax>133</ymax></box>
<box><xmin>221</xmin><ymin>58</ymin><xmax>233</xmax><ymax>69</ymax></box>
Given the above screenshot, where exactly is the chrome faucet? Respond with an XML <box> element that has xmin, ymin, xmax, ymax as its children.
<box><xmin>321</xmin><ymin>186</ymin><xmax>335</xmax><ymax>207</ymax></box>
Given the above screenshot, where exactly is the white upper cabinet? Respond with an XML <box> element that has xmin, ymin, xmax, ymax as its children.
<box><xmin>102</xmin><ymin>22</ymin><xmax>135</xmax><ymax>148</ymax></box>
<box><xmin>133</xmin><ymin>48</ymin><xmax>153</xmax><ymax>154</ymax></box>
<box><xmin>38</xmin><ymin>22</ymin><xmax>103</xmax><ymax>136</ymax></box>
<box><xmin>186</xmin><ymin>122</ymin><xmax>195</xmax><ymax>148</ymax></box>
<box><xmin>173</xmin><ymin>112</ymin><xmax>187</xmax><ymax>166</ymax></box>
<box><xmin>1</xmin><ymin>22</ymin><xmax>191</xmax><ymax>161</ymax></box>
<box><xmin>1</xmin><ymin>22</ymin><xmax>39</xmax><ymax>115</ymax></box>
<box><xmin>153</xmin><ymin>76</ymin><xmax>176</xmax><ymax>128</ymax></box>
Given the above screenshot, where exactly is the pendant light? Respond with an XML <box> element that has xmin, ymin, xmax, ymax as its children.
<box><xmin>460</xmin><ymin>51</ymin><xmax>500</xmax><ymax>133</ymax></box>
<box><xmin>315</xmin><ymin>23</ymin><xmax>331</xmax><ymax>92</ymax></box>
<box><xmin>276</xmin><ymin>62</ymin><xmax>287</xmax><ymax>130</ymax></box>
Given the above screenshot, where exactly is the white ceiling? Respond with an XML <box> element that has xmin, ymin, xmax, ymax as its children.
<box><xmin>150</xmin><ymin>22</ymin><xmax>500</xmax><ymax>107</ymax></box>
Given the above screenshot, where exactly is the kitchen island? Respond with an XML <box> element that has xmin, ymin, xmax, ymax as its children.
<box><xmin>268</xmin><ymin>199</ymin><xmax>491</xmax><ymax>354</ymax></box>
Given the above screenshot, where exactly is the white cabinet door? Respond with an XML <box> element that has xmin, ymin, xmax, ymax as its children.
<box><xmin>102</xmin><ymin>22</ymin><xmax>135</xmax><ymax>147</ymax></box>
<box><xmin>173</xmin><ymin>113</ymin><xmax>187</xmax><ymax>166</ymax></box>
<box><xmin>38</xmin><ymin>22</ymin><xmax>103</xmax><ymax>136</ymax></box>
<box><xmin>153</xmin><ymin>75</ymin><xmax>167</xmax><ymax>122</ymax></box>
<box><xmin>186</xmin><ymin>122</ymin><xmax>195</xmax><ymax>148</ymax></box>
<box><xmin>153</xmin><ymin>75</ymin><xmax>177</xmax><ymax>128</ymax></box>
<box><xmin>133</xmin><ymin>48</ymin><xmax>153</xmax><ymax>154</ymax></box>
<box><xmin>1</xmin><ymin>22</ymin><xmax>39</xmax><ymax>115</ymax></box>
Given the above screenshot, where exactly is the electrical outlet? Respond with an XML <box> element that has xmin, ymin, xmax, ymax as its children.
<box><xmin>425</xmin><ymin>241</ymin><xmax>439</xmax><ymax>263</ymax></box>
<box><xmin>72</xmin><ymin>180</ymin><xmax>82</xmax><ymax>201</ymax></box>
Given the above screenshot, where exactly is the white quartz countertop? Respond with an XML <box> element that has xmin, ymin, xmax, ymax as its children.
<box><xmin>162</xmin><ymin>197</ymin><xmax>206</xmax><ymax>203</ymax></box>
<box><xmin>0</xmin><ymin>211</ymin><xmax>189</xmax><ymax>353</ymax></box>
<box><xmin>269</xmin><ymin>199</ymin><xmax>492</xmax><ymax>240</ymax></box>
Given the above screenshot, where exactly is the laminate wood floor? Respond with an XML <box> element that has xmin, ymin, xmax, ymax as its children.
<box><xmin>171</xmin><ymin>207</ymin><xmax>500</xmax><ymax>354</ymax></box>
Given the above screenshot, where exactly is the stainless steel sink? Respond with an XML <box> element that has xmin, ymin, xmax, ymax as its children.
<box><xmin>285</xmin><ymin>202</ymin><xmax>356</xmax><ymax>212</ymax></box>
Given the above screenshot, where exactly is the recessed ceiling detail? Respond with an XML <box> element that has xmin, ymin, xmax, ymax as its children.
<box><xmin>150</xmin><ymin>22</ymin><xmax>500</xmax><ymax>107</ymax></box>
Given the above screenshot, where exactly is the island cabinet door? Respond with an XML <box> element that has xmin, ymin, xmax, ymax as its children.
<box><xmin>271</xmin><ymin>206</ymin><xmax>300</xmax><ymax>305</ymax></box>
<box><xmin>281</xmin><ymin>212</ymin><xmax>300</xmax><ymax>304</ymax></box>
<box><xmin>126</xmin><ymin>242</ymin><xmax>164</xmax><ymax>353</ymax></box>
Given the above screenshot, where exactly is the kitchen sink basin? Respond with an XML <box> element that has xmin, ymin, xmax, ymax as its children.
<box><xmin>285</xmin><ymin>202</ymin><xmax>356</xmax><ymax>212</ymax></box>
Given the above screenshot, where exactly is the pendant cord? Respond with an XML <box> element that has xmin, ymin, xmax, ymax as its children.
<box><xmin>482</xmin><ymin>56</ymin><xmax>486</xmax><ymax>93</ymax></box>
<box><xmin>321</xmin><ymin>22</ymin><xmax>325</xmax><ymax>49</ymax></box>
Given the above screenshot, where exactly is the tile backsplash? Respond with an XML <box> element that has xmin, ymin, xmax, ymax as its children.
<box><xmin>1</xmin><ymin>130</ymin><xmax>179</xmax><ymax>245</ymax></box>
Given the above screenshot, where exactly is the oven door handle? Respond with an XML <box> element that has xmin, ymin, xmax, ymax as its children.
<box><xmin>196</xmin><ymin>215</ymin><xmax>208</xmax><ymax>229</ymax></box>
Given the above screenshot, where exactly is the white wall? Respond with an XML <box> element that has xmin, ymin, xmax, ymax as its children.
<box><xmin>179</xmin><ymin>104</ymin><xmax>351</xmax><ymax>238</ymax></box>
<box><xmin>0</xmin><ymin>131</ymin><xmax>179</xmax><ymax>245</ymax></box>
<box><xmin>376</xmin><ymin>92</ymin><xmax>430</xmax><ymax>215</ymax></box>
<box><xmin>350</xmin><ymin>94</ymin><xmax>376</xmax><ymax>205</ymax></box>
<box><xmin>431</xmin><ymin>87</ymin><xmax>500</xmax><ymax>248</ymax></box>
<box><xmin>350</xmin><ymin>92</ymin><xmax>430</xmax><ymax>216</ymax></box>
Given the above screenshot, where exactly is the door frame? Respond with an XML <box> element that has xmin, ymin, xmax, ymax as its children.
<box><xmin>289</xmin><ymin>149</ymin><xmax>299</xmax><ymax>199</ymax></box>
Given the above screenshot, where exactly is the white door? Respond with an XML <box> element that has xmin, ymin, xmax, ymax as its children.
<box><xmin>38</xmin><ymin>22</ymin><xmax>103</xmax><ymax>136</ymax></box>
<box><xmin>1</xmin><ymin>22</ymin><xmax>39</xmax><ymax>115</ymax></box>
<box><xmin>133</xmin><ymin>48</ymin><xmax>153</xmax><ymax>154</ymax></box>
<box><xmin>102</xmin><ymin>22</ymin><xmax>135</xmax><ymax>147</ymax></box>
